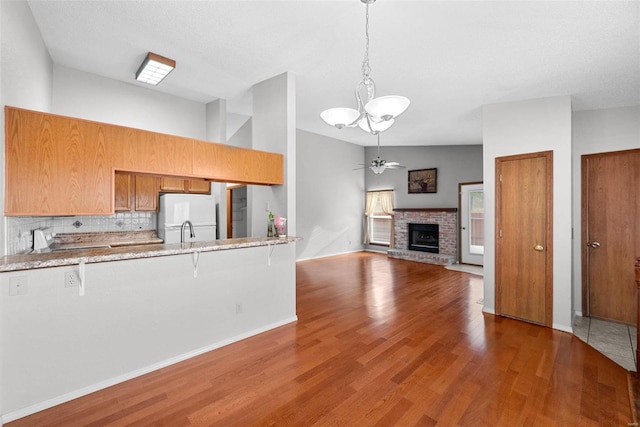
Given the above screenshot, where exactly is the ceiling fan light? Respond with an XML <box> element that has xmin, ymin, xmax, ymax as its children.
<box><xmin>320</xmin><ymin>108</ymin><xmax>361</xmax><ymax>129</ymax></box>
<box><xmin>370</xmin><ymin>165</ymin><xmax>386</xmax><ymax>174</ymax></box>
<box><xmin>358</xmin><ymin>117</ymin><xmax>394</xmax><ymax>133</ymax></box>
<box><xmin>365</xmin><ymin>95</ymin><xmax>410</xmax><ymax>120</ymax></box>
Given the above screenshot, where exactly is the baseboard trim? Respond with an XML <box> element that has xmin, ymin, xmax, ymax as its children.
<box><xmin>296</xmin><ymin>249</ymin><xmax>363</xmax><ymax>262</ymax></box>
<box><xmin>1</xmin><ymin>316</ymin><xmax>298</xmax><ymax>424</ymax></box>
<box><xmin>552</xmin><ymin>322</ymin><xmax>574</xmax><ymax>333</ymax></box>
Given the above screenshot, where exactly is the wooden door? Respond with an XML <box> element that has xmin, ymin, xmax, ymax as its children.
<box><xmin>583</xmin><ymin>149</ymin><xmax>640</xmax><ymax>325</ymax></box>
<box><xmin>496</xmin><ymin>151</ymin><xmax>553</xmax><ymax>326</ymax></box>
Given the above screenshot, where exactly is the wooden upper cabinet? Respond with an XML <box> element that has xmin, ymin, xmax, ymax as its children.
<box><xmin>186</xmin><ymin>179</ymin><xmax>211</xmax><ymax>194</ymax></box>
<box><xmin>5</xmin><ymin>106</ymin><xmax>284</xmax><ymax>216</ymax></box>
<box><xmin>134</xmin><ymin>175</ymin><xmax>159</xmax><ymax>211</ymax></box>
<box><xmin>192</xmin><ymin>141</ymin><xmax>283</xmax><ymax>185</ymax></box>
<box><xmin>112</xmin><ymin>128</ymin><xmax>193</xmax><ymax>176</ymax></box>
<box><xmin>114</xmin><ymin>172</ymin><xmax>132</xmax><ymax>211</ymax></box>
<box><xmin>114</xmin><ymin>172</ymin><xmax>159</xmax><ymax>212</ymax></box>
<box><xmin>160</xmin><ymin>177</ymin><xmax>211</xmax><ymax>194</ymax></box>
<box><xmin>5</xmin><ymin>107</ymin><xmax>113</xmax><ymax>215</ymax></box>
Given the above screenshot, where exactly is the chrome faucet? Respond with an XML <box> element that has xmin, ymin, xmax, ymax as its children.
<box><xmin>180</xmin><ymin>220</ymin><xmax>195</xmax><ymax>243</ymax></box>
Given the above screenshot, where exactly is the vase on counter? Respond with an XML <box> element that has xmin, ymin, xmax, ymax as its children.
<box><xmin>267</xmin><ymin>213</ymin><xmax>275</xmax><ymax>237</ymax></box>
<box><xmin>276</xmin><ymin>217</ymin><xmax>287</xmax><ymax>237</ymax></box>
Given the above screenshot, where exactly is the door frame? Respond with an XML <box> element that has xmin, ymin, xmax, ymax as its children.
<box><xmin>458</xmin><ymin>181</ymin><xmax>484</xmax><ymax>265</ymax></box>
<box><xmin>495</xmin><ymin>151</ymin><xmax>554</xmax><ymax>327</ymax></box>
<box><xmin>581</xmin><ymin>148</ymin><xmax>640</xmax><ymax>317</ymax></box>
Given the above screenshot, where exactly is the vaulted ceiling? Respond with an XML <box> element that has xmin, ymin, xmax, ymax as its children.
<box><xmin>27</xmin><ymin>0</ymin><xmax>639</xmax><ymax>146</ymax></box>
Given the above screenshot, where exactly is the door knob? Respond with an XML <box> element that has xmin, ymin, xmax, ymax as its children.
<box><xmin>534</xmin><ymin>244</ymin><xmax>544</xmax><ymax>251</ymax></box>
<box><xmin>589</xmin><ymin>241</ymin><xmax>600</xmax><ymax>248</ymax></box>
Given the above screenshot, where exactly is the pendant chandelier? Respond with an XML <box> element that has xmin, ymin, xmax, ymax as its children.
<box><xmin>320</xmin><ymin>0</ymin><xmax>410</xmax><ymax>135</ymax></box>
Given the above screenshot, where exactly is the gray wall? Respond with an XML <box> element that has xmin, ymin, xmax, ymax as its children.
<box><xmin>364</xmin><ymin>145</ymin><xmax>483</xmax><ymax>208</ymax></box>
<box><xmin>363</xmin><ymin>144</ymin><xmax>483</xmax><ymax>251</ymax></box>
<box><xmin>296</xmin><ymin>130</ymin><xmax>364</xmax><ymax>260</ymax></box>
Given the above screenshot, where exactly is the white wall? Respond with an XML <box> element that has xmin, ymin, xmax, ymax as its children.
<box><xmin>483</xmin><ymin>96</ymin><xmax>573</xmax><ymax>332</ymax></box>
<box><xmin>250</xmin><ymin>72</ymin><xmax>296</xmax><ymax>238</ymax></box>
<box><xmin>571</xmin><ymin>106</ymin><xmax>640</xmax><ymax>313</ymax></box>
<box><xmin>296</xmin><ymin>130</ymin><xmax>364</xmax><ymax>260</ymax></box>
<box><xmin>52</xmin><ymin>65</ymin><xmax>206</xmax><ymax>140</ymax></box>
<box><xmin>0</xmin><ymin>1</ymin><xmax>55</xmax><ymax>422</ymax></box>
<box><xmin>0</xmin><ymin>244</ymin><xmax>296</xmax><ymax>422</ymax></box>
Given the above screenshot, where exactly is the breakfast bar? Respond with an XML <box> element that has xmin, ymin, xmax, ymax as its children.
<box><xmin>0</xmin><ymin>237</ymin><xmax>298</xmax><ymax>419</ymax></box>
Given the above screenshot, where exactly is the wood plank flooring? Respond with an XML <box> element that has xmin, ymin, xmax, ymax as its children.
<box><xmin>8</xmin><ymin>252</ymin><xmax>634</xmax><ymax>426</ymax></box>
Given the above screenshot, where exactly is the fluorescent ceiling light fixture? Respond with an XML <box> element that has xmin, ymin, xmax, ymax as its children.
<box><xmin>320</xmin><ymin>0</ymin><xmax>410</xmax><ymax>135</ymax></box>
<box><xmin>135</xmin><ymin>52</ymin><xmax>175</xmax><ymax>85</ymax></box>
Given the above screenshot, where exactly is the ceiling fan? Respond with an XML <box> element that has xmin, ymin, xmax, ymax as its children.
<box><xmin>355</xmin><ymin>133</ymin><xmax>405</xmax><ymax>174</ymax></box>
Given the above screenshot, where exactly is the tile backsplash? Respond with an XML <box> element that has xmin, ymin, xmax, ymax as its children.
<box><xmin>7</xmin><ymin>212</ymin><xmax>157</xmax><ymax>255</ymax></box>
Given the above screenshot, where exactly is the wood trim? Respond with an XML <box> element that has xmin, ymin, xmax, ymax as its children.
<box><xmin>226</xmin><ymin>188</ymin><xmax>233</xmax><ymax>238</ymax></box>
<box><xmin>636</xmin><ymin>257</ymin><xmax>640</xmax><ymax>377</ymax></box>
<box><xmin>393</xmin><ymin>208</ymin><xmax>458</xmax><ymax>213</ymax></box>
<box><xmin>581</xmin><ymin>155</ymin><xmax>590</xmax><ymax>316</ymax></box>
<box><xmin>495</xmin><ymin>150</ymin><xmax>553</xmax><ymax>327</ymax></box>
<box><xmin>457</xmin><ymin>181</ymin><xmax>483</xmax><ymax>264</ymax></box>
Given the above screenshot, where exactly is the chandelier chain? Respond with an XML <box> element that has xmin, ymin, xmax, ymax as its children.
<box><xmin>361</xmin><ymin>2</ymin><xmax>371</xmax><ymax>80</ymax></box>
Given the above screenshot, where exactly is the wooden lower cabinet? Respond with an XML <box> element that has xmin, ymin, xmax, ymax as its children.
<box><xmin>115</xmin><ymin>172</ymin><xmax>159</xmax><ymax>212</ymax></box>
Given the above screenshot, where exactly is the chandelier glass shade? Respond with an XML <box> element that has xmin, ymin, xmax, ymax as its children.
<box><xmin>320</xmin><ymin>0</ymin><xmax>410</xmax><ymax>135</ymax></box>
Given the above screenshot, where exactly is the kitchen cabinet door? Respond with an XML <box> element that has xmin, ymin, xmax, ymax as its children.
<box><xmin>5</xmin><ymin>107</ymin><xmax>113</xmax><ymax>215</ymax></box>
<box><xmin>186</xmin><ymin>180</ymin><xmax>211</xmax><ymax>194</ymax></box>
<box><xmin>160</xmin><ymin>177</ymin><xmax>210</xmax><ymax>194</ymax></box>
<box><xmin>135</xmin><ymin>175</ymin><xmax>159</xmax><ymax>211</ymax></box>
<box><xmin>114</xmin><ymin>172</ymin><xmax>132</xmax><ymax>211</ymax></box>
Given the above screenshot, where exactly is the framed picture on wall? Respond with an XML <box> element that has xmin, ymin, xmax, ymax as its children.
<box><xmin>408</xmin><ymin>168</ymin><xmax>437</xmax><ymax>194</ymax></box>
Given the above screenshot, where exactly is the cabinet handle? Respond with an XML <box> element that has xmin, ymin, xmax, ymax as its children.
<box><xmin>534</xmin><ymin>245</ymin><xmax>544</xmax><ymax>251</ymax></box>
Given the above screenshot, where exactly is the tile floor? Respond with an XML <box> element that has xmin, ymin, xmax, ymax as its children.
<box><xmin>573</xmin><ymin>315</ymin><xmax>637</xmax><ymax>372</ymax></box>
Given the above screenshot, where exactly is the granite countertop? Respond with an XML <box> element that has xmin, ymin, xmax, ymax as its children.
<box><xmin>54</xmin><ymin>230</ymin><xmax>163</xmax><ymax>247</ymax></box>
<box><xmin>0</xmin><ymin>236</ymin><xmax>300</xmax><ymax>272</ymax></box>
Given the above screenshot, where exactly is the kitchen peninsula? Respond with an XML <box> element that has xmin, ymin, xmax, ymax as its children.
<box><xmin>0</xmin><ymin>236</ymin><xmax>298</xmax><ymax>420</ymax></box>
<box><xmin>1</xmin><ymin>103</ymin><xmax>297</xmax><ymax>421</ymax></box>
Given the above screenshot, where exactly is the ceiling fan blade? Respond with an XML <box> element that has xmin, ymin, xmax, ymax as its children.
<box><xmin>385</xmin><ymin>161</ymin><xmax>401</xmax><ymax>166</ymax></box>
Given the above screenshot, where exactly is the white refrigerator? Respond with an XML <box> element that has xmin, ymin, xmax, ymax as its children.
<box><xmin>158</xmin><ymin>193</ymin><xmax>217</xmax><ymax>244</ymax></box>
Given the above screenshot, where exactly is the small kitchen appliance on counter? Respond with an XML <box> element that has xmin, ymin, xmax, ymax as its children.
<box><xmin>158</xmin><ymin>193</ymin><xmax>217</xmax><ymax>244</ymax></box>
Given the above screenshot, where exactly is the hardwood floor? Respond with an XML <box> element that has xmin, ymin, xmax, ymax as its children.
<box><xmin>8</xmin><ymin>252</ymin><xmax>633</xmax><ymax>426</ymax></box>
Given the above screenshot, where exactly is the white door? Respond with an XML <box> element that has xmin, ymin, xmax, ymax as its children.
<box><xmin>460</xmin><ymin>183</ymin><xmax>484</xmax><ymax>265</ymax></box>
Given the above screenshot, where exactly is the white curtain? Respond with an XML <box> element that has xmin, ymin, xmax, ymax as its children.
<box><xmin>364</xmin><ymin>190</ymin><xmax>394</xmax><ymax>245</ymax></box>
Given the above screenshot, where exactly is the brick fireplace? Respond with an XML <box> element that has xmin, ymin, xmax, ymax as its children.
<box><xmin>388</xmin><ymin>208</ymin><xmax>457</xmax><ymax>265</ymax></box>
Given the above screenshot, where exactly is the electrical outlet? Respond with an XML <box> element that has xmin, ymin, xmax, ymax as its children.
<box><xmin>235</xmin><ymin>303</ymin><xmax>243</xmax><ymax>314</ymax></box>
<box><xmin>9</xmin><ymin>276</ymin><xmax>28</xmax><ymax>296</ymax></box>
<box><xmin>65</xmin><ymin>271</ymin><xmax>79</xmax><ymax>287</ymax></box>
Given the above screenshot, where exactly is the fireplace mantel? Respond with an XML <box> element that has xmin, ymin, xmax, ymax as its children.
<box><xmin>393</xmin><ymin>208</ymin><xmax>457</xmax><ymax>213</ymax></box>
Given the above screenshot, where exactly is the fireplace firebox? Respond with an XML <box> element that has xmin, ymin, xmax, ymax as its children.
<box><xmin>408</xmin><ymin>223</ymin><xmax>439</xmax><ymax>253</ymax></box>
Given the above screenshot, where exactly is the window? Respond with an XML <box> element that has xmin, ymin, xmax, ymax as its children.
<box><xmin>365</xmin><ymin>190</ymin><xmax>394</xmax><ymax>246</ymax></box>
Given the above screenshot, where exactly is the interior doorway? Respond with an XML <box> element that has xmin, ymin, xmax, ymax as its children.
<box><xmin>495</xmin><ymin>151</ymin><xmax>553</xmax><ymax>327</ymax></box>
<box><xmin>582</xmin><ymin>149</ymin><xmax>640</xmax><ymax>325</ymax></box>
<box><xmin>459</xmin><ymin>182</ymin><xmax>484</xmax><ymax>266</ymax></box>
